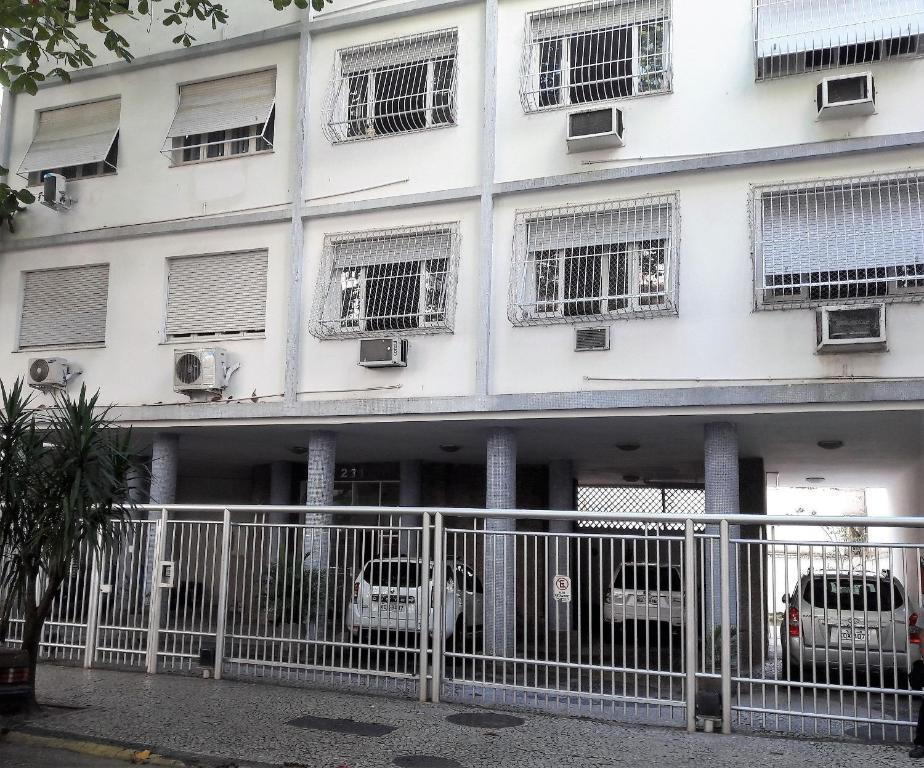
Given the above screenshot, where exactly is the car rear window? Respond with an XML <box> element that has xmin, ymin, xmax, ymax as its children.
<box><xmin>802</xmin><ymin>575</ymin><xmax>904</xmax><ymax>611</ymax></box>
<box><xmin>614</xmin><ymin>565</ymin><xmax>681</xmax><ymax>592</ymax></box>
<box><xmin>362</xmin><ymin>561</ymin><xmax>420</xmax><ymax>588</ymax></box>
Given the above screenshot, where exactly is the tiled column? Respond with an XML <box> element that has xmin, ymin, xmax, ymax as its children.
<box><xmin>145</xmin><ymin>433</ymin><xmax>179</xmax><ymax>598</ymax></box>
<box><xmin>398</xmin><ymin>460</ymin><xmax>422</xmax><ymax>557</ymax></box>
<box><xmin>484</xmin><ymin>428</ymin><xmax>517</xmax><ymax>658</ymax></box>
<box><xmin>704</xmin><ymin>422</ymin><xmax>740</xmax><ymax>638</ymax></box>
<box><xmin>304</xmin><ymin>431</ymin><xmax>336</xmax><ymax>572</ymax></box>
<box><xmin>547</xmin><ymin>460</ymin><xmax>574</xmax><ymax>651</ymax></box>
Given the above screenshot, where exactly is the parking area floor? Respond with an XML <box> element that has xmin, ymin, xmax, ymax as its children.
<box><xmin>0</xmin><ymin>664</ymin><xmax>912</xmax><ymax>768</ymax></box>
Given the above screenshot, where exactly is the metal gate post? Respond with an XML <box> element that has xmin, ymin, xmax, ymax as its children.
<box><xmin>145</xmin><ymin>509</ymin><xmax>169</xmax><ymax>675</ymax></box>
<box><xmin>418</xmin><ymin>511</ymin><xmax>432</xmax><ymax>703</ymax></box>
<box><xmin>213</xmin><ymin>509</ymin><xmax>232</xmax><ymax>681</ymax></box>
<box><xmin>83</xmin><ymin>536</ymin><xmax>103</xmax><ymax>669</ymax></box>
<box><xmin>430</xmin><ymin>511</ymin><xmax>445</xmax><ymax>703</ymax></box>
<box><xmin>719</xmin><ymin>519</ymin><xmax>732</xmax><ymax>735</ymax></box>
<box><xmin>684</xmin><ymin>519</ymin><xmax>697</xmax><ymax>733</ymax></box>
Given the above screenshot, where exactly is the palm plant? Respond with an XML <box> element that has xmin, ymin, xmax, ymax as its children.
<box><xmin>0</xmin><ymin>379</ymin><xmax>141</xmax><ymax>708</ymax></box>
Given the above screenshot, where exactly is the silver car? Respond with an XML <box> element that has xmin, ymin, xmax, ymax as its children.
<box><xmin>347</xmin><ymin>557</ymin><xmax>483</xmax><ymax>642</ymax></box>
<box><xmin>603</xmin><ymin>562</ymin><xmax>684</xmax><ymax>635</ymax></box>
<box><xmin>781</xmin><ymin>570</ymin><xmax>922</xmax><ymax>679</ymax></box>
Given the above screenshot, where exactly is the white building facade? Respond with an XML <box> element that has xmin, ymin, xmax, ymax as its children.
<box><xmin>0</xmin><ymin>0</ymin><xmax>923</xmax><ymax>535</ymax></box>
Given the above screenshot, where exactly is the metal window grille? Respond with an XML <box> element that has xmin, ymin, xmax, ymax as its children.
<box><xmin>753</xmin><ymin>0</ymin><xmax>924</xmax><ymax>80</ymax></box>
<box><xmin>519</xmin><ymin>0</ymin><xmax>671</xmax><ymax>113</ymax></box>
<box><xmin>509</xmin><ymin>194</ymin><xmax>678</xmax><ymax>325</ymax></box>
<box><xmin>577</xmin><ymin>486</ymin><xmax>705</xmax><ymax>530</ymax></box>
<box><xmin>323</xmin><ymin>29</ymin><xmax>459</xmax><ymax>143</ymax></box>
<box><xmin>310</xmin><ymin>223</ymin><xmax>461</xmax><ymax>339</ymax></box>
<box><xmin>753</xmin><ymin>170</ymin><xmax>924</xmax><ymax>309</ymax></box>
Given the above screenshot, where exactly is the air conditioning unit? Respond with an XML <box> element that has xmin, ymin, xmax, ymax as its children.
<box><xmin>816</xmin><ymin>304</ymin><xmax>886</xmax><ymax>353</ymax></box>
<box><xmin>27</xmin><ymin>357</ymin><xmax>80</xmax><ymax>391</ymax></box>
<box><xmin>359</xmin><ymin>338</ymin><xmax>407</xmax><ymax>368</ymax></box>
<box><xmin>40</xmin><ymin>173</ymin><xmax>71</xmax><ymax>212</ymax></box>
<box><xmin>816</xmin><ymin>72</ymin><xmax>875</xmax><ymax>119</ymax></box>
<box><xmin>173</xmin><ymin>348</ymin><xmax>238</xmax><ymax>395</ymax></box>
<box><xmin>575</xmin><ymin>326</ymin><xmax>610</xmax><ymax>352</ymax></box>
<box><xmin>566</xmin><ymin>105</ymin><xmax>624</xmax><ymax>153</ymax></box>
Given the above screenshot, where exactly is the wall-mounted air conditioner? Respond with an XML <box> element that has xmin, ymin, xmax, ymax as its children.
<box><xmin>816</xmin><ymin>304</ymin><xmax>886</xmax><ymax>353</ymax></box>
<box><xmin>27</xmin><ymin>357</ymin><xmax>80</xmax><ymax>391</ymax></box>
<box><xmin>173</xmin><ymin>348</ymin><xmax>238</xmax><ymax>396</ymax></box>
<box><xmin>40</xmin><ymin>173</ymin><xmax>72</xmax><ymax>212</ymax></box>
<box><xmin>575</xmin><ymin>326</ymin><xmax>610</xmax><ymax>352</ymax></box>
<box><xmin>566</xmin><ymin>106</ymin><xmax>624</xmax><ymax>153</ymax></box>
<box><xmin>359</xmin><ymin>338</ymin><xmax>407</xmax><ymax>368</ymax></box>
<box><xmin>816</xmin><ymin>72</ymin><xmax>876</xmax><ymax>119</ymax></box>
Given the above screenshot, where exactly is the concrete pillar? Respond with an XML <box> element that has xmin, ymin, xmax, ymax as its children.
<box><xmin>398</xmin><ymin>460</ymin><xmax>422</xmax><ymax>557</ymax></box>
<box><xmin>484</xmin><ymin>428</ymin><xmax>517</xmax><ymax>658</ymax></box>
<box><xmin>737</xmin><ymin>457</ymin><xmax>767</xmax><ymax>676</ymax></box>
<box><xmin>266</xmin><ymin>461</ymin><xmax>293</xmax><ymax>565</ymax></box>
<box><xmin>547</xmin><ymin>460</ymin><xmax>574</xmax><ymax>651</ymax></box>
<box><xmin>304</xmin><ymin>431</ymin><xmax>336</xmax><ymax>572</ymax></box>
<box><xmin>703</xmin><ymin>422</ymin><xmax>740</xmax><ymax>651</ymax></box>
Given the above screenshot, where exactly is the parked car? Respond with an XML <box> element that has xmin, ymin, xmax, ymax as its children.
<box><xmin>347</xmin><ymin>557</ymin><xmax>483</xmax><ymax>643</ymax></box>
<box><xmin>780</xmin><ymin>570</ymin><xmax>922</xmax><ymax>680</ymax></box>
<box><xmin>0</xmin><ymin>647</ymin><xmax>31</xmax><ymax>713</ymax></box>
<box><xmin>603</xmin><ymin>563</ymin><xmax>684</xmax><ymax>637</ymax></box>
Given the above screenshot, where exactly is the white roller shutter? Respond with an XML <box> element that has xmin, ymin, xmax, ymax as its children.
<box><xmin>18</xmin><ymin>98</ymin><xmax>120</xmax><ymax>177</ymax></box>
<box><xmin>755</xmin><ymin>0</ymin><xmax>924</xmax><ymax>59</ymax></box>
<box><xmin>19</xmin><ymin>264</ymin><xmax>109</xmax><ymax>349</ymax></box>
<box><xmin>165</xmin><ymin>252</ymin><xmax>268</xmax><ymax>338</ymax></box>
<box><xmin>340</xmin><ymin>30</ymin><xmax>458</xmax><ymax>74</ymax></box>
<box><xmin>526</xmin><ymin>203</ymin><xmax>673</xmax><ymax>251</ymax></box>
<box><xmin>530</xmin><ymin>0</ymin><xmax>669</xmax><ymax>40</ymax></box>
<box><xmin>165</xmin><ymin>69</ymin><xmax>276</xmax><ymax>140</ymax></box>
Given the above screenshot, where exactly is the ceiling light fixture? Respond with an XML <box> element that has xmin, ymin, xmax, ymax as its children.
<box><xmin>616</xmin><ymin>443</ymin><xmax>641</xmax><ymax>452</ymax></box>
<box><xmin>439</xmin><ymin>444</ymin><xmax>461</xmax><ymax>453</ymax></box>
<box><xmin>805</xmin><ymin>476</ymin><xmax>826</xmax><ymax>484</ymax></box>
<box><xmin>817</xmin><ymin>440</ymin><xmax>844</xmax><ymax>450</ymax></box>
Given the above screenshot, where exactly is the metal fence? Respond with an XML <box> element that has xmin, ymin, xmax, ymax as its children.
<box><xmin>4</xmin><ymin>504</ymin><xmax>923</xmax><ymax>742</ymax></box>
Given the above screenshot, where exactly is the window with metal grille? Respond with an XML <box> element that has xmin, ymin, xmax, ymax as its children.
<box><xmin>18</xmin><ymin>98</ymin><xmax>120</xmax><ymax>184</ymax></box>
<box><xmin>311</xmin><ymin>224</ymin><xmax>460</xmax><ymax>339</ymax></box>
<box><xmin>19</xmin><ymin>264</ymin><xmax>109</xmax><ymax>349</ymax></box>
<box><xmin>520</xmin><ymin>0</ymin><xmax>670</xmax><ymax>113</ymax></box>
<box><xmin>163</xmin><ymin>69</ymin><xmax>276</xmax><ymax>165</ymax></box>
<box><xmin>754</xmin><ymin>0</ymin><xmax>924</xmax><ymax>80</ymax></box>
<box><xmin>323</xmin><ymin>29</ymin><xmax>458</xmax><ymax>142</ymax></box>
<box><xmin>510</xmin><ymin>194</ymin><xmax>677</xmax><ymax>325</ymax></box>
<box><xmin>165</xmin><ymin>251</ymin><xmax>268</xmax><ymax>339</ymax></box>
<box><xmin>577</xmin><ymin>486</ymin><xmax>705</xmax><ymax>530</ymax></box>
<box><xmin>753</xmin><ymin>171</ymin><xmax>924</xmax><ymax>309</ymax></box>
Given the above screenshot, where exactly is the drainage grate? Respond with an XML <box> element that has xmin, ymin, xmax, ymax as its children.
<box><xmin>393</xmin><ymin>756</ymin><xmax>464</xmax><ymax>768</ymax></box>
<box><xmin>445</xmin><ymin>712</ymin><xmax>525</xmax><ymax>729</ymax></box>
<box><xmin>286</xmin><ymin>714</ymin><xmax>397</xmax><ymax>737</ymax></box>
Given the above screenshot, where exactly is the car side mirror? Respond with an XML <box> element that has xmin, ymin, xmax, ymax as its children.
<box><xmin>781</xmin><ymin>594</ymin><xmax>788</xmax><ymax>604</ymax></box>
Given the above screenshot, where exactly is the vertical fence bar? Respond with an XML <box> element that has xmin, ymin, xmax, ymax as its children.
<box><xmin>82</xmin><ymin>538</ymin><xmax>102</xmax><ymax>669</ymax></box>
<box><xmin>684</xmin><ymin>519</ymin><xmax>697</xmax><ymax>733</ymax></box>
<box><xmin>430</xmin><ymin>511</ymin><xmax>445</xmax><ymax>703</ymax></box>
<box><xmin>418</xmin><ymin>511</ymin><xmax>432</xmax><ymax>703</ymax></box>
<box><xmin>720</xmin><ymin>519</ymin><xmax>731</xmax><ymax>735</ymax></box>
<box><xmin>145</xmin><ymin>509</ymin><xmax>169</xmax><ymax>675</ymax></box>
<box><xmin>213</xmin><ymin>509</ymin><xmax>232</xmax><ymax>681</ymax></box>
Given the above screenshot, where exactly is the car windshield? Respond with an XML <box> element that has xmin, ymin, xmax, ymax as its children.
<box><xmin>614</xmin><ymin>565</ymin><xmax>681</xmax><ymax>592</ymax></box>
<box><xmin>362</xmin><ymin>561</ymin><xmax>420</xmax><ymax>588</ymax></box>
<box><xmin>802</xmin><ymin>575</ymin><xmax>904</xmax><ymax>612</ymax></box>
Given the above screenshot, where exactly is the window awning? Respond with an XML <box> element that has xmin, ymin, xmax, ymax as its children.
<box><xmin>165</xmin><ymin>69</ymin><xmax>276</xmax><ymax>140</ymax></box>
<box><xmin>339</xmin><ymin>30</ymin><xmax>457</xmax><ymax>76</ymax></box>
<box><xmin>529</xmin><ymin>0</ymin><xmax>669</xmax><ymax>40</ymax></box>
<box><xmin>755</xmin><ymin>0</ymin><xmax>924</xmax><ymax>59</ymax></box>
<box><xmin>17</xmin><ymin>98</ymin><xmax>120</xmax><ymax>177</ymax></box>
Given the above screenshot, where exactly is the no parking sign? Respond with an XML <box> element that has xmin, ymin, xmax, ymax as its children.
<box><xmin>552</xmin><ymin>575</ymin><xmax>572</xmax><ymax>603</ymax></box>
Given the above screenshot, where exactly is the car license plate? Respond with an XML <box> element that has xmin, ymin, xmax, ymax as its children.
<box><xmin>833</xmin><ymin>627</ymin><xmax>867</xmax><ymax>643</ymax></box>
<box><xmin>648</xmin><ymin>596</ymin><xmax>660</xmax><ymax>606</ymax></box>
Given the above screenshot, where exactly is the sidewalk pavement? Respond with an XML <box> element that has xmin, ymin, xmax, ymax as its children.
<box><xmin>4</xmin><ymin>664</ymin><xmax>913</xmax><ymax>768</ymax></box>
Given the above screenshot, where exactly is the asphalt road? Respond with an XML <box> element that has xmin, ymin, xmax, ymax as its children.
<box><xmin>0</xmin><ymin>742</ymin><xmax>132</xmax><ymax>768</ymax></box>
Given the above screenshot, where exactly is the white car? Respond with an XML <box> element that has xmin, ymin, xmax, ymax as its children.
<box><xmin>603</xmin><ymin>563</ymin><xmax>684</xmax><ymax>635</ymax></box>
<box><xmin>347</xmin><ymin>557</ymin><xmax>483</xmax><ymax>642</ymax></box>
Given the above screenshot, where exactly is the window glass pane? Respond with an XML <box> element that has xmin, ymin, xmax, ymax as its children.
<box><xmin>563</xmin><ymin>247</ymin><xmax>603</xmax><ymax>316</ymax></box>
<box><xmin>638</xmin><ymin>240</ymin><xmax>667</xmax><ymax>305</ymax></box>
<box><xmin>380</xmin><ymin>483</ymin><xmax>400</xmax><ymax>506</ymax></box>
<box><xmin>339</xmin><ymin>268</ymin><xmax>362</xmax><ymax>330</ymax></box>
<box><xmin>569</xmin><ymin>26</ymin><xmax>633</xmax><ymax>104</ymax></box>
<box><xmin>638</xmin><ymin>20</ymin><xmax>666</xmax><ymax>92</ymax></box>
<box><xmin>374</xmin><ymin>62</ymin><xmax>427</xmax><ymax>134</ymax></box>
<box><xmin>533</xmin><ymin>251</ymin><xmax>560</xmax><ymax>314</ymax></box>
<box><xmin>363</xmin><ymin>561</ymin><xmax>420</xmax><ymax>588</ymax></box>
<box><xmin>333</xmin><ymin>483</ymin><xmax>353</xmax><ymax>506</ymax></box>
<box><xmin>206</xmin><ymin>130</ymin><xmax>225</xmax><ymax>159</ymax></box>
<box><xmin>424</xmin><ymin>258</ymin><xmax>449</xmax><ymax>324</ymax></box>
<box><xmin>606</xmin><ymin>247</ymin><xmax>629</xmax><ymax>311</ymax></box>
<box><xmin>347</xmin><ymin>74</ymin><xmax>369</xmax><ymax>137</ymax></box>
<box><xmin>432</xmin><ymin>58</ymin><xmax>455</xmax><ymax>125</ymax></box>
<box><xmin>229</xmin><ymin>126</ymin><xmax>251</xmax><ymax>155</ymax></box>
<box><xmin>182</xmin><ymin>134</ymin><xmax>201</xmax><ymax>163</ymax></box>
<box><xmin>365</xmin><ymin>261</ymin><xmax>421</xmax><ymax>331</ymax></box>
<box><xmin>354</xmin><ymin>482</ymin><xmax>380</xmax><ymax>506</ymax></box>
<box><xmin>538</xmin><ymin>38</ymin><xmax>563</xmax><ymax>107</ymax></box>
